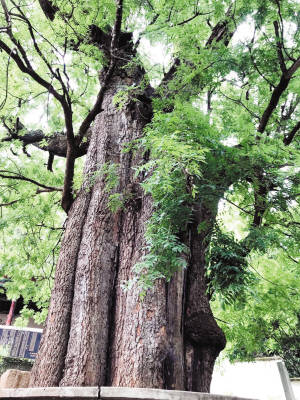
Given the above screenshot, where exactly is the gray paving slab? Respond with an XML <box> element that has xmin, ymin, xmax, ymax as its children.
<box><xmin>100</xmin><ymin>387</ymin><xmax>257</xmax><ymax>400</ymax></box>
<box><xmin>0</xmin><ymin>386</ymin><xmax>258</xmax><ymax>400</ymax></box>
<box><xmin>0</xmin><ymin>386</ymin><xmax>99</xmax><ymax>399</ymax></box>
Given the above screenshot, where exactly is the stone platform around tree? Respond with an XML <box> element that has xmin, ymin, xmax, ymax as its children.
<box><xmin>0</xmin><ymin>386</ymin><xmax>257</xmax><ymax>400</ymax></box>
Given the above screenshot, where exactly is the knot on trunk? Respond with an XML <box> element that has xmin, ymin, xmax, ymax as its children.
<box><xmin>88</xmin><ymin>25</ymin><xmax>112</xmax><ymax>59</ymax></box>
<box><xmin>89</xmin><ymin>25</ymin><xmax>134</xmax><ymax>63</ymax></box>
<box><xmin>124</xmin><ymin>183</ymin><xmax>143</xmax><ymax>212</ymax></box>
<box><xmin>185</xmin><ymin>311</ymin><xmax>226</xmax><ymax>351</ymax></box>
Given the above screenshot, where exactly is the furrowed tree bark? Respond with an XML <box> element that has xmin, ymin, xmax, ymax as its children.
<box><xmin>185</xmin><ymin>203</ymin><xmax>226</xmax><ymax>392</ymax></box>
<box><xmin>30</xmin><ymin>37</ymin><xmax>225</xmax><ymax>392</ymax></box>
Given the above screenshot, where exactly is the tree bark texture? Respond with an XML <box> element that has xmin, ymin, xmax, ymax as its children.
<box><xmin>30</xmin><ymin>42</ymin><xmax>225</xmax><ymax>392</ymax></box>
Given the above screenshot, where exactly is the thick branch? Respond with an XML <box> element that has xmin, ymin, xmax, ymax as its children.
<box><xmin>253</xmin><ymin>185</ymin><xmax>267</xmax><ymax>227</ymax></box>
<box><xmin>286</xmin><ymin>56</ymin><xmax>300</xmax><ymax>79</ymax></box>
<box><xmin>77</xmin><ymin>78</ymin><xmax>110</xmax><ymax>143</ymax></box>
<box><xmin>1</xmin><ymin>127</ymin><xmax>90</xmax><ymax>157</ymax></box>
<box><xmin>47</xmin><ymin>152</ymin><xmax>54</xmax><ymax>172</ymax></box>
<box><xmin>257</xmin><ymin>54</ymin><xmax>300</xmax><ymax>134</ymax></box>
<box><xmin>281</xmin><ymin>95</ymin><xmax>299</xmax><ymax>121</ymax></box>
<box><xmin>61</xmin><ymin>145</ymin><xmax>76</xmax><ymax>212</ymax></box>
<box><xmin>257</xmin><ymin>56</ymin><xmax>300</xmax><ymax>135</ymax></box>
<box><xmin>206</xmin><ymin>4</ymin><xmax>234</xmax><ymax>47</ymax></box>
<box><xmin>160</xmin><ymin>57</ymin><xmax>180</xmax><ymax>85</ymax></box>
<box><xmin>77</xmin><ymin>0</ymin><xmax>124</xmax><ymax>143</ymax></box>
<box><xmin>284</xmin><ymin>121</ymin><xmax>300</xmax><ymax>146</ymax></box>
<box><xmin>38</xmin><ymin>0</ymin><xmax>58</xmax><ymax>21</ymax></box>
<box><xmin>257</xmin><ymin>75</ymin><xmax>290</xmax><ymax>134</ymax></box>
<box><xmin>110</xmin><ymin>0</ymin><xmax>124</xmax><ymax>52</ymax></box>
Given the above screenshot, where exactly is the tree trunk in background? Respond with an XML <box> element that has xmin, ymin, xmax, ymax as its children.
<box><xmin>30</xmin><ymin>39</ymin><xmax>225</xmax><ymax>392</ymax></box>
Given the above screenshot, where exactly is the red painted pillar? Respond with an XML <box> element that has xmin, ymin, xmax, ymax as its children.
<box><xmin>6</xmin><ymin>300</ymin><xmax>16</xmax><ymax>325</ymax></box>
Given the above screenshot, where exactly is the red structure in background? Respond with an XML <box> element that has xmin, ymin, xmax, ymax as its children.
<box><xmin>5</xmin><ymin>300</ymin><xmax>16</xmax><ymax>326</ymax></box>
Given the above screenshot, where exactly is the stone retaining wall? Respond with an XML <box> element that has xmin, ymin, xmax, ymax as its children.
<box><xmin>0</xmin><ymin>386</ymin><xmax>257</xmax><ymax>400</ymax></box>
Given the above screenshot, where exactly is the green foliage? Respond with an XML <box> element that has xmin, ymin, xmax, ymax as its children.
<box><xmin>213</xmin><ymin>249</ymin><xmax>300</xmax><ymax>376</ymax></box>
<box><xmin>206</xmin><ymin>227</ymin><xmax>257</xmax><ymax>306</ymax></box>
<box><xmin>113</xmin><ymin>88</ymin><xmax>131</xmax><ymax>110</ymax></box>
<box><xmin>133</xmin><ymin>103</ymin><xmax>210</xmax><ymax>290</ymax></box>
<box><xmin>85</xmin><ymin>162</ymin><xmax>125</xmax><ymax>212</ymax></box>
<box><xmin>212</xmin><ymin>198</ymin><xmax>300</xmax><ymax>376</ymax></box>
<box><xmin>85</xmin><ymin>162</ymin><xmax>119</xmax><ymax>194</ymax></box>
<box><xmin>101</xmin><ymin>163</ymin><xmax>120</xmax><ymax>193</ymax></box>
<box><xmin>108</xmin><ymin>192</ymin><xmax>124</xmax><ymax>212</ymax></box>
<box><xmin>0</xmin><ymin>148</ymin><xmax>65</xmax><ymax>324</ymax></box>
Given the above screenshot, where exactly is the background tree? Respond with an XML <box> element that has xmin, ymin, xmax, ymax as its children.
<box><xmin>0</xmin><ymin>0</ymin><xmax>299</xmax><ymax>392</ymax></box>
<box><xmin>210</xmin><ymin>202</ymin><xmax>300</xmax><ymax>377</ymax></box>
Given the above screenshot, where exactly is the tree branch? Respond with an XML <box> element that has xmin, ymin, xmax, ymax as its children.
<box><xmin>36</xmin><ymin>223</ymin><xmax>64</xmax><ymax>230</ymax></box>
<box><xmin>38</xmin><ymin>0</ymin><xmax>58</xmax><ymax>21</ymax></box>
<box><xmin>62</xmin><ymin>0</ymin><xmax>124</xmax><ymax>213</ymax></box>
<box><xmin>0</xmin><ymin>199</ymin><xmax>19</xmax><ymax>207</ymax></box>
<box><xmin>248</xmin><ymin>29</ymin><xmax>275</xmax><ymax>88</ymax></box>
<box><xmin>160</xmin><ymin>57</ymin><xmax>180</xmax><ymax>85</ymax></box>
<box><xmin>284</xmin><ymin>120</ymin><xmax>300</xmax><ymax>146</ymax></box>
<box><xmin>273</xmin><ymin>20</ymin><xmax>287</xmax><ymax>74</ymax></box>
<box><xmin>251</xmin><ymin>171</ymin><xmax>275</xmax><ymax>228</ymax></box>
<box><xmin>286</xmin><ymin>56</ymin><xmax>300</xmax><ymax>79</ymax></box>
<box><xmin>220</xmin><ymin>91</ymin><xmax>260</xmax><ymax>120</ymax></box>
<box><xmin>1</xmin><ymin>123</ymin><xmax>90</xmax><ymax>158</ymax></box>
<box><xmin>10</xmin><ymin>5</ymin><xmax>58</xmax><ymax>79</ymax></box>
<box><xmin>257</xmin><ymin>55</ymin><xmax>300</xmax><ymax>134</ymax></box>
<box><xmin>0</xmin><ymin>170</ymin><xmax>62</xmax><ymax>192</ymax></box>
<box><xmin>156</xmin><ymin>4</ymin><xmax>235</xmax><ymax>93</ymax></box>
<box><xmin>274</xmin><ymin>0</ymin><xmax>295</xmax><ymax>62</ymax></box>
<box><xmin>206</xmin><ymin>3</ymin><xmax>234</xmax><ymax>47</ymax></box>
<box><xmin>255</xmin><ymin>16</ymin><xmax>300</xmax><ymax>136</ymax></box>
<box><xmin>0</xmin><ymin>39</ymin><xmax>63</xmax><ymax>103</ymax></box>
<box><xmin>175</xmin><ymin>10</ymin><xmax>212</xmax><ymax>27</ymax></box>
<box><xmin>281</xmin><ymin>95</ymin><xmax>299</xmax><ymax>121</ymax></box>
<box><xmin>77</xmin><ymin>0</ymin><xmax>124</xmax><ymax>144</ymax></box>
<box><xmin>0</xmin><ymin>0</ymin><xmax>76</xmax><ymax>213</ymax></box>
<box><xmin>257</xmin><ymin>75</ymin><xmax>290</xmax><ymax>134</ymax></box>
<box><xmin>111</xmin><ymin>0</ymin><xmax>124</xmax><ymax>52</ymax></box>
<box><xmin>222</xmin><ymin>196</ymin><xmax>254</xmax><ymax>216</ymax></box>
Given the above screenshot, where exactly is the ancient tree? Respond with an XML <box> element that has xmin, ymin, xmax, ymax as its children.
<box><xmin>0</xmin><ymin>0</ymin><xmax>299</xmax><ymax>392</ymax></box>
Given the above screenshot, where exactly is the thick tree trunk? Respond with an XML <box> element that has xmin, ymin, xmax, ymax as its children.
<box><xmin>30</xmin><ymin>40</ymin><xmax>225</xmax><ymax>392</ymax></box>
<box><xmin>184</xmin><ymin>204</ymin><xmax>226</xmax><ymax>392</ymax></box>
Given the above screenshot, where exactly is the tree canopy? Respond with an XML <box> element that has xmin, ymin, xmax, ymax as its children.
<box><xmin>0</xmin><ymin>0</ymin><xmax>299</xmax><ymax>373</ymax></box>
<box><xmin>211</xmin><ymin>201</ymin><xmax>300</xmax><ymax>376</ymax></box>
